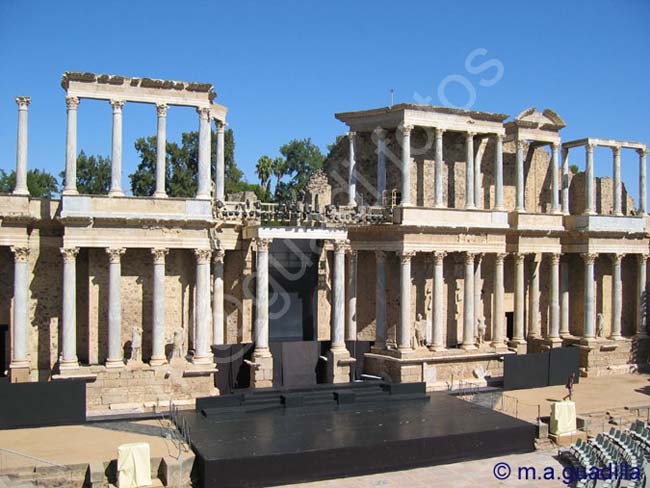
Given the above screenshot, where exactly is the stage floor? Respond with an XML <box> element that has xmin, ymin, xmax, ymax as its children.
<box><xmin>182</xmin><ymin>391</ymin><xmax>536</xmax><ymax>488</ymax></box>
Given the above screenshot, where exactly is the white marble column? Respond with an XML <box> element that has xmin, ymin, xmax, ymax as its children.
<box><xmin>494</xmin><ymin>134</ymin><xmax>504</xmax><ymax>210</ymax></box>
<box><xmin>474</xmin><ymin>137</ymin><xmax>483</xmax><ymax>209</ymax></box>
<box><xmin>561</xmin><ymin>147</ymin><xmax>570</xmax><ymax>215</ymax></box>
<box><xmin>348</xmin><ymin>131</ymin><xmax>356</xmax><ymax>206</ymax></box>
<box><xmin>582</xmin><ymin>253</ymin><xmax>597</xmax><ymax>341</ymax></box>
<box><xmin>193</xmin><ymin>249</ymin><xmax>213</xmax><ymax>364</ymax></box>
<box><xmin>551</xmin><ymin>143</ymin><xmax>560</xmax><ymax>214</ymax></box>
<box><xmin>637</xmin><ymin>253</ymin><xmax>648</xmax><ymax>337</ymax></box>
<box><xmin>212</xmin><ymin>249</ymin><xmax>225</xmax><ymax>346</ymax></box>
<box><xmin>400</xmin><ymin>125</ymin><xmax>413</xmax><ymax>206</ymax></box>
<box><xmin>346</xmin><ymin>249</ymin><xmax>357</xmax><ymax>341</ymax></box>
<box><xmin>10</xmin><ymin>247</ymin><xmax>30</xmax><ymax>368</ymax></box>
<box><xmin>585</xmin><ymin>143</ymin><xmax>595</xmax><ymax>215</ymax></box>
<box><xmin>374</xmin><ymin>251</ymin><xmax>387</xmax><ymax>349</ymax></box>
<box><xmin>106</xmin><ymin>248</ymin><xmax>125</xmax><ymax>367</ymax></box>
<box><xmin>513</xmin><ymin>253</ymin><xmax>526</xmax><ymax>343</ymax></box>
<box><xmin>613</xmin><ymin>146</ymin><xmax>622</xmax><ymax>216</ymax></box>
<box><xmin>13</xmin><ymin>97</ymin><xmax>30</xmax><ymax>196</ymax></box>
<box><xmin>528</xmin><ymin>254</ymin><xmax>540</xmax><ymax>338</ymax></box>
<box><xmin>109</xmin><ymin>100</ymin><xmax>125</xmax><ymax>196</ymax></box>
<box><xmin>639</xmin><ymin>148</ymin><xmax>647</xmax><ymax>215</ymax></box>
<box><xmin>465</xmin><ymin>132</ymin><xmax>475</xmax><ymax>209</ymax></box>
<box><xmin>332</xmin><ymin>241</ymin><xmax>348</xmax><ymax>350</ymax></box>
<box><xmin>431</xmin><ymin>251</ymin><xmax>446</xmax><ymax>351</ymax></box>
<box><xmin>215</xmin><ymin>121</ymin><xmax>226</xmax><ymax>201</ymax></box>
<box><xmin>434</xmin><ymin>128</ymin><xmax>445</xmax><ymax>208</ymax></box>
<box><xmin>154</xmin><ymin>104</ymin><xmax>168</xmax><ymax>198</ymax></box>
<box><xmin>473</xmin><ymin>254</ymin><xmax>483</xmax><ymax>340</ymax></box>
<box><xmin>398</xmin><ymin>250</ymin><xmax>415</xmax><ymax>350</ymax></box>
<box><xmin>375</xmin><ymin>128</ymin><xmax>386</xmax><ymax>205</ymax></box>
<box><xmin>196</xmin><ymin>107</ymin><xmax>211</xmax><ymax>199</ymax></box>
<box><xmin>461</xmin><ymin>252</ymin><xmax>476</xmax><ymax>349</ymax></box>
<box><xmin>548</xmin><ymin>253</ymin><xmax>561</xmax><ymax>341</ymax></box>
<box><xmin>60</xmin><ymin>247</ymin><xmax>79</xmax><ymax>370</ymax></box>
<box><xmin>610</xmin><ymin>253</ymin><xmax>623</xmax><ymax>340</ymax></box>
<box><xmin>491</xmin><ymin>253</ymin><xmax>506</xmax><ymax>349</ymax></box>
<box><xmin>63</xmin><ymin>96</ymin><xmax>79</xmax><ymax>195</ymax></box>
<box><xmin>254</xmin><ymin>238</ymin><xmax>271</xmax><ymax>355</ymax></box>
<box><xmin>560</xmin><ymin>257</ymin><xmax>571</xmax><ymax>337</ymax></box>
<box><xmin>150</xmin><ymin>248</ymin><xmax>168</xmax><ymax>365</ymax></box>
<box><xmin>516</xmin><ymin>139</ymin><xmax>525</xmax><ymax>212</ymax></box>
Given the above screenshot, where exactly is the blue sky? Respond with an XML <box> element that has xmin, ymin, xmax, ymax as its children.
<box><xmin>0</xmin><ymin>0</ymin><xmax>649</xmax><ymax>198</ymax></box>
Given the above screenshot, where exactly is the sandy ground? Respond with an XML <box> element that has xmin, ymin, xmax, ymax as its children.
<box><xmin>0</xmin><ymin>418</ymin><xmax>188</xmax><ymax>471</ymax></box>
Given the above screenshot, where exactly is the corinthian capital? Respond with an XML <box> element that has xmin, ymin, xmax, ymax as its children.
<box><xmin>106</xmin><ymin>247</ymin><xmax>126</xmax><ymax>263</ymax></box>
<box><xmin>495</xmin><ymin>252</ymin><xmax>507</xmax><ymax>264</ymax></box>
<box><xmin>194</xmin><ymin>248</ymin><xmax>212</xmax><ymax>264</ymax></box>
<box><xmin>151</xmin><ymin>248</ymin><xmax>169</xmax><ymax>264</ymax></box>
<box><xmin>333</xmin><ymin>240</ymin><xmax>350</xmax><ymax>254</ymax></box>
<box><xmin>401</xmin><ymin>124</ymin><xmax>413</xmax><ymax>136</ymax></box>
<box><xmin>398</xmin><ymin>250</ymin><xmax>416</xmax><ymax>263</ymax></box>
<box><xmin>254</xmin><ymin>238</ymin><xmax>272</xmax><ymax>252</ymax></box>
<box><xmin>434</xmin><ymin>251</ymin><xmax>447</xmax><ymax>265</ymax></box>
<box><xmin>65</xmin><ymin>96</ymin><xmax>80</xmax><ymax>110</ymax></box>
<box><xmin>213</xmin><ymin>248</ymin><xmax>225</xmax><ymax>263</ymax></box>
<box><xmin>581</xmin><ymin>252</ymin><xmax>598</xmax><ymax>265</ymax></box>
<box><xmin>110</xmin><ymin>99</ymin><xmax>125</xmax><ymax>112</ymax></box>
<box><xmin>60</xmin><ymin>247</ymin><xmax>79</xmax><ymax>262</ymax></box>
<box><xmin>196</xmin><ymin>106</ymin><xmax>211</xmax><ymax>119</ymax></box>
<box><xmin>550</xmin><ymin>253</ymin><xmax>561</xmax><ymax>266</ymax></box>
<box><xmin>11</xmin><ymin>246</ymin><xmax>30</xmax><ymax>263</ymax></box>
<box><xmin>156</xmin><ymin>103</ymin><xmax>168</xmax><ymax>117</ymax></box>
<box><xmin>15</xmin><ymin>97</ymin><xmax>31</xmax><ymax>109</ymax></box>
<box><xmin>464</xmin><ymin>252</ymin><xmax>475</xmax><ymax>265</ymax></box>
<box><xmin>638</xmin><ymin>148</ymin><xmax>647</xmax><ymax>158</ymax></box>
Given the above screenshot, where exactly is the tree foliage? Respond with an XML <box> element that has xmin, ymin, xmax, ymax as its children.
<box><xmin>59</xmin><ymin>150</ymin><xmax>111</xmax><ymax>195</ymax></box>
<box><xmin>255</xmin><ymin>155</ymin><xmax>273</xmax><ymax>194</ymax></box>
<box><xmin>272</xmin><ymin>139</ymin><xmax>324</xmax><ymax>201</ymax></box>
<box><xmin>0</xmin><ymin>168</ymin><xmax>60</xmax><ymax>197</ymax></box>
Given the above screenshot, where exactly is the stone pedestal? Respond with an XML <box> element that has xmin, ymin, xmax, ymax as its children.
<box><xmin>508</xmin><ymin>340</ymin><xmax>528</xmax><ymax>355</ymax></box>
<box><xmin>250</xmin><ymin>353</ymin><xmax>273</xmax><ymax>389</ymax></box>
<box><xmin>327</xmin><ymin>347</ymin><xmax>353</xmax><ymax>384</ymax></box>
<box><xmin>10</xmin><ymin>366</ymin><xmax>30</xmax><ymax>383</ymax></box>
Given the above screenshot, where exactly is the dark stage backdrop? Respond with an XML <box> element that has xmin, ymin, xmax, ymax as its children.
<box><xmin>504</xmin><ymin>346</ymin><xmax>580</xmax><ymax>390</ymax></box>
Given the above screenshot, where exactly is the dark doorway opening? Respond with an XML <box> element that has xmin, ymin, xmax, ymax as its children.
<box><xmin>0</xmin><ymin>325</ymin><xmax>8</xmax><ymax>377</ymax></box>
<box><xmin>506</xmin><ymin>312</ymin><xmax>514</xmax><ymax>341</ymax></box>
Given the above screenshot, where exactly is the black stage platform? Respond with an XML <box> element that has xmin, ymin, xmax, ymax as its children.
<box><xmin>183</xmin><ymin>382</ymin><xmax>536</xmax><ymax>488</ymax></box>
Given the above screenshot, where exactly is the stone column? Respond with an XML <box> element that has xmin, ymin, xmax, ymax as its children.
<box><xmin>465</xmin><ymin>132</ymin><xmax>475</xmax><ymax>209</ymax></box>
<box><xmin>461</xmin><ymin>252</ymin><xmax>476</xmax><ymax>350</ymax></box>
<box><xmin>193</xmin><ymin>249</ymin><xmax>213</xmax><ymax>364</ymax></box>
<box><xmin>560</xmin><ymin>257</ymin><xmax>571</xmax><ymax>338</ymax></box>
<box><xmin>254</xmin><ymin>238</ymin><xmax>271</xmax><ymax>355</ymax></box>
<box><xmin>512</xmin><ymin>253</ymin><xmax>526</xmax><ymax>344</ymax></box>
<box><xmin>375</xmin><ymin>128</ymin><xmax>386</xmax><ymax>205</ymax></box>
<box><xmin>154</xmin><ymin>104</ymin><xmax>168</xmax><ymax>198</ymax></box>
<box><xmin>585</xmin><ymin>143</ymin><xmax>595</xmax><ymax>215</ymax></box>
<box><xmin>494</xmin><ymin>134</ymin><xmax>504</xmax><ymax>210</ymax></box>
<box><xmin>60</xmin><ymin>247</ymin><xmax>79</xmax><ymax>370</ymax></box>
<box><xmin>150</xmin><ymin>248</ymin><xmax>168</xmax><ymax>365</ymax></box>
<box><xmin>63</xmin><ymin>96</ymin><xmax>79</xmax><ymax>195</ymax></box>
<box><xmin>613</xmin><ymin>146</ymin><xmax>622</xmax><ymax>216</ymax></box>
<box><xmin>515</xmin><ymin>139</ymin><xmax>525</xmax><ymax>212</ymax></box>
<box><xmin>332</xmin><ymin>241</ymin><xmax>347</xmax><ymax>350</ymax></box>
<box><xmin>10</xmin><ymin>247</ymin><xmax>30</xmax><ymax>369</ymax></box>
<box><xmin>474</xmin><ymin>138</ymin><xmax>483</xmax><ymax>209</ymax></box>
<box><xmin>548</xmin><ymin>253</ymin><xmax>561</xmax><ymax>343</ymax></box>
<box><xmin>347</xmin><ymin>131</ymin><xmax>356</xmax><ymax>206</ymax></box>
<box><xmin>491</xmin><ymin>253</ymin><xmax>506</xmax><ymax>350</ymax></box>
<box><xmin>582</xmin><ymin>253</ymin><xmax>597</xmax><ymax>342</ymax></box>
<box><xmin>637</xmin><ymin>253</ymin><xmax>648</xmax><ymax>337</ymax></box>
<box><xmin>473</xmin><ymin>254</ymin><xmax>483</xmax><ymax>340</ymax></box>
<box><xmin>374</xmin><ymin>251</ymin><xmax>387</xmax><ymax>349</ymax></box>
<box><xmin>400</xmin><ymin>125</ymin><xmax>413</xmax><ymax>206</ymax></box>
<box><xmin>551</xmin><ymin>143</ymin><xmax>561</xmax><ymax>214</ymax></box>
<box><xmin>610</xmin><ymin>253</ymin><xmax>623</xmax><ymax>340</ymax></box>
<box><xmin>398</xmin><ymin>250</ymin><xmax>415</xmax><ymax>350</ymax></box>
<box><xmin>109</xmin><ymin>100</ymin><xmax>125</xmax><ymax>196</ymax></box>
<box><xmin>106</xmin><ymin>248</ymin><xmax>125</xmax><ymax>367</ymax></box>
<box><xmin>561</xmin><ymin>147</ymin><xmax>570</xmax><ymax>215</ymax></box>
<box><xmin>196</xmin><ymin>107</ymin><xmax>211</xmax><ymax>199</ymax></box>
<box><xmin>13</xmin><ymin>97</ymin><xmax>30</xmax><ymax>196</ymax></box>
<box><xmin>528</xmin><ymin>254</ymin><xmax>541</xmax><ymax>339</ymax></box>
<box><xmin>431</xmin><ymin>251</ymin><xmax>446</xmax><ymax>351</ymax></box>
<box><xmin>434</xmin><ymin>128</ymin><xmax>445</xmax><ymax>208</ymax></box>
<box><xmin>346</xmin><ymin>249</ymin><xmax>357</xmax><ymax>341</ymax></box>
<box><xmin>639</xmin><ymin>148</ymin><xmax>647</xmax><ymax>215</ymax></box>
<box><xmin>215</xmin><ymin>121</ymin><xmax>226</xmax><ymax>201</ymax></box>
<box><xmin>212</xmin><ymin>249</ymin><xmax>225</xmax><ymax>346</ymax></box>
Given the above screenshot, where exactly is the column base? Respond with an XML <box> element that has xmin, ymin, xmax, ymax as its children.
<box><xmin>327</xmin><ymin>347</ymin><xmax>353</xmax><ymax>384</ymax></box>
<box><xmin>108</xmin><ymin>189</ymin><xmax>125</xmax><ymax>197</ymax></box>
<box><xmin>153</xmin><ymin>192</ymin><xmax>168</xmax><ymax>199</ymax></box>
<box><xmin>196</xmin><ymin>193</ymin><xmax>210</xmax><ymax>200</ymax></box>
<box><xmin>580</xmin><ymin>336</ymin><xmax>599</xmax><ymax>347</ymax></box>
<box><xmin>508</xmin><ymin>339</ymin><xmax>528</xmax><ymax>354</ymax></box>
<box><xmin>62</xmin><ymin>188</ymin><xmax>79</xmax><ymax>196</ymax></box>
<box><xmin>250</xmin><ymin>350</ymin><xmax>273</xmax><ymax>388</ymax></box>
<box><xmin>105</xmin><ymin>358</ymin><xmax>125</xmax><ymax>369</ymax></box>
<box><xmin>490</xmin><ymin>341</ymin><xmax>508</xmax><ymax>352</ymax></box>
<box><xmin>12</xmin><ymin>188</ymin><xmax>29</xmax><ymax>196</ymax></box>
<box><xmin>191</xmin><ymin>353</ymin><xmax>214</xmax><ymax>366</ymax></box>
<box><xmin>429</xmin><ymin>344</ymin><xmax>447</xmax><ymax>352</ymax></box>
<box><xmin>149</xmin><ymin>356</ymin><xmax>168</xmax><ymax>367</ymax></box>
<box><xmin>9</xmin><ymin>365</ymin><xmax>30</xmax><ymax>383</ymax></box>
<box><xmin>609</xmin><ymin>334</ymin><xmax>625</xmax><ymax>341</ymax></box>
<box><xmin>59</xmin><ymin>358</ymin><xmax>79</xmax><ymax>371</ymax></box>
<box><xmin>460</xmin><ymin>343</ymin><xmax>477</xmax><ymax>351</ymax></box>
<box><xmin>544</xmin><ymin>337</ymin><xmax>564</xmax><ymax>348</ymax></box>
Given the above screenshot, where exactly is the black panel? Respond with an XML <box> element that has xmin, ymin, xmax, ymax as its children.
<box><xmin>503</xmin><ymin>353</ymin><xmax>549</xmax><ymax>390</ymax></box>
<box><xmin>0</xmin><ymin>381</ymin><xmax>86</xmax><ymax>429</ymax></box>
<box><xmin>213</xmin><ymin>344</ymin><xmax>253</xmax><ymax>395</ymax></box>
<box><xmin>548</xmin><ymin>346</ymin><xmax>580</xmax><ymax>386</ymax></box>
<box><xmin>281</xmin><ymin>341</ymin><xmax>318</xmax><ymax>387</ymax></box>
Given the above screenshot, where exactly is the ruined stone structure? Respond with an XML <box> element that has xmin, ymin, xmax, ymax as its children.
<box><xmin>1</xmin><ymin>73</ymin><xmax>648</xmax><ymax>411</ymax></box>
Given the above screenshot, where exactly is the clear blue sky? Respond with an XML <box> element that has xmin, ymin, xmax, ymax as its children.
<box><xmin>1</xmin><ymin>0</ymin><xmax>648</xmax><ymax>198</ymax></box>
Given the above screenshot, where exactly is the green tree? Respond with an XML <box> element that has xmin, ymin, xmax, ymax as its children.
<box><xmin>59</xmin><ymin>151</ymin><xmax>111</xmax><ymax>194</ymax></box>
<box><xmin>255</xmin><ymin>155</ymin><xmax>273</xmax><ymax>194</ymax></box>
<box><xmin>569</xmin><ymin>164</ymin><xmax>580</xmax><ymax>174</ymax></box>
<box><xmin>274</xmin><ymin>138</ymin><xmax>324</xmax><ymax>200</ymax></box>
<box><xmin>0</xmin><ymin>168</ymin><xmax>59</xmax><ymax>197</ymax></box>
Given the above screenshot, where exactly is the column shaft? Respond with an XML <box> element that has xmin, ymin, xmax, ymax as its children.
<box><xmin>10</xmin><ymin>247</ymin><xmax>30</xmax><ymax>367</ymax></box>
<box><xmin>432</xmin><ymin>252</ymin><xmax>446</xmax><ymax>350</ymax></box>
<box><xmin>106</xmin><ymin>248</ymin><xmax>125</xmax><ymax>367</ymax></box>
<box><xmin>213</xmin><ymin>250</ymin><xmax>225</xmax><ymax>346</ymax></box>
<box><xmin>528</xmin><ymin>255</ymin><xmax>540</xmax><ymax>338</ymax></box>
<box><xmin>400</xmin><ymin>126</ymin><xmax>412</xmax><ymax>206</ymax></box>
<box><xmin>193</xmin><ymin>249</ymin><xmax>213</xmax><ymax>363</ymax></box>
<box><xmin>197</xmin><ymin>107</ymin><xmax>211</xmax><ymax>199</ymax></box>
<box><xmin>561</xmin><ymin>148</ymin><xmax>570</xmax><ymax>214</ymax></box>
<box><xmin>494</xmin><ymin>134</ymin><xmax>504</xmax><ymax>209</ymax></box>
<box><xmin>551</xmin><ymin>143</ymin><xmax>560</xmax><ymax>213</ymax></box>
<box><xmin>376</xmin><ymin>129</ymin><xmax>386</xmax><ymax>205</ymax></box>
<box><xmin>375</xmin><ymin>251</ymin><xmax>387</xmax><ymax>348</ymax></box>
<box><xmin>60</xmin><ymin>248</ymin><xmax>79</xmax><ymax>368</ymax></box>
<box><xmin>613</xmin><ymin>147</ymin><xmax>622</xmax><ymax>216</ymax></box>
<box><xmin>560</xmin><ymin>258</ymin><xmax>570</xmax><ymax>337</ymax></box>
<box><xmin>638</xmin><ymin>254</ymin><xmax>648</xmax><ymax>337</ymax></box>
<box><xmin>14</xmin><ymin>97</ymin><xmax>30</xmax><ymax>195</ymax></box>
<box><xmin>611</xmin><ymin>254</ymin><xmax>623</xmax><ymax>339</ymax></box>
<box><xmin>332</xmin><ymin>243</ymin><xmax>347</xmax><ymax>349</ymax></box>
<box><xmin>109</xmin><ymin>100</ymin><xmax>125</xmax><ymax>196</ymax></box>
<box><xmin>549</xmin><ymin>254</ymin><xmax>561</xmax><ymax>340</ymax></box>
<box><xmin>154</xmin><ymin>104</ymin><xmax>168</xmax><ymax>198</ymax></box>
<box><xmin>585</xmin><ymin>144</ymin><xmax>595</xmax><ymax>214</ymax></box>
<box><xmin>583</xmin><ymin>253</ymin><xmax>597</xmax><ymax>340</ymax></box>
<box><xmin>434</xmin><ymin>128</ymin><xmax>444</xmax><ymax>207</ymax></box>
<box><xmin>254</xmin><ymin>239</ymin><xmax>271</xmax><ymax>354</ymax></box>
<box><xmin>346</xmin><ymin>250</ymin><xmax>357</xmax><ymax>341</ymax></box>
<box><xmin>474</xmin><ymin>138</ymin><xmax>482</xmax><ymax>209</ymax></box>
<box><xmin>398</xmin><ymin>251</ymin><xmax>414</xmax><ymax>350</ymax></box>
<box><xmin>461</xmin><ymin>252</ymin><xmax>476</xmax><ymax>349</ymax></box>
<box><xmin>492</xmin><ymin>253</ymin><xmax>506</xmax><ymax>348</ymax></box>
<box><xmin>348</xmin><ymin>131</ymin><xmax>356</xmax><ymax>205</ymax></box>
<box><xmin>639</xmin><ymin>149</ymin><xmax>647</xmax><ymax>215</ymax></box>
<box><xmin>63</xmin><ymin>96</ymin><xmax>79</xmax><ymax>195</ymax></box>
<box><xmin>465</xmin><ymin>133</ymin><xmax>475</xmax><ymax>209</ymax></box>
<box><xmin>513</xmin><ymin>254</ymin><xmax>526</xmax><ymax>342</ymax></box>
<box><xmin>151</xmin><ymin>248</ymin><xmax>168</xmax><ymax>365</ymax></box>
<box><xmin>215</xmin><ymin>122</ymin><xmax>225</xmax><ymax>201</ymax></box>
<box><xmin>516</xmin><ymin>140</ymin><xmax>525</xmax><ymax>211</ymax></box>
<box><xmin>473</xmin><ymin>254</ymin><xmax>483</xmax><ymax>340</ymax></box>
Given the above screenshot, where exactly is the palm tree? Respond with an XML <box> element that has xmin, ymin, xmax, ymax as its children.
<box><xmin>271</xmin><ymin>157</ymin><xmax>287</xmax><ymax>190</ymax></box>
<box><xmin>255</xmin><ymin>155</ymin><xmax>273</xmax><ymax>193</ymax></box>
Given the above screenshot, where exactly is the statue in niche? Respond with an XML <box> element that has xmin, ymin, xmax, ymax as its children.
<box><xmin>413</xmin><ymin>313</ymin><xmax>427</xmax><ymax>348</ymax></box>
<box><xmin>171</xmin><ymin>329</ymin><xmax>185</xmax><ymax>360</ymax></box>
<box><xmin>130</xmin><ymin>326</ymin><xmax>143</xmax><ymax>362</ymax></box>
<box><xmin>597</xmin><ymin>313</ymin><xmax>605</xmax><ymax>338</ymax></box>
<box><xmin>476</xmin><ymin>317</ymin><xmax>487</xmax><ymax>345</ymax></box>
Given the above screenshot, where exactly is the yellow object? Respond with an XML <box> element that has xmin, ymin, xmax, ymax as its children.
<box><xmin>118</xmin><ymin>442</ymin><xmax>152</xmax><ymax>488</ymax></box>
<box><xmin>550</xmin><ymin>400</ymin><xmax>577</xmax><ymax>436</ymax></box>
